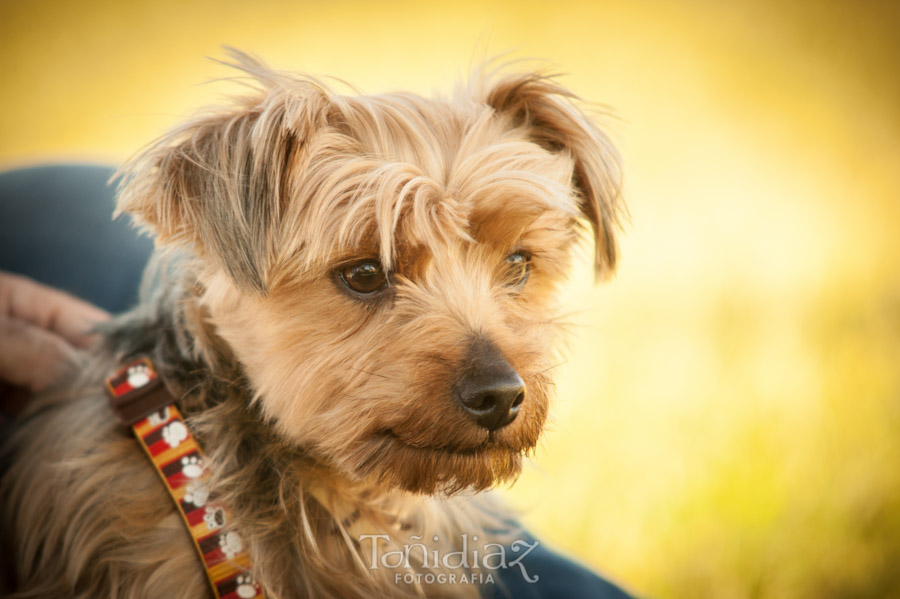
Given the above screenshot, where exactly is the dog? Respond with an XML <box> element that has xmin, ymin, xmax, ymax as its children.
<box><xmin>0</xmin><ymin>50</ymin><xmax>623</xmax><ymax>598</ymax></box>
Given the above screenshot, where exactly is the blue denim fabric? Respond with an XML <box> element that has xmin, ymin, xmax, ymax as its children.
<box><xmin>484</xmin><ymin>536</ymin><xmax>634</xmax><ymax>598</ymax></box>
<box><xmin>0</xmin><ymin>164</ymin><xmax>154</xmax><ymax>313</ymax></box>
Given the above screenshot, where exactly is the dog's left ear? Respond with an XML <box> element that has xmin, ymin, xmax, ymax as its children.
<box><xmin>116</xmin><ymin>53</ymin><xmax>332</xmax><ymax>294</ymax></box>
<box><xmin>486</xmin><ymin>74</ymin><xmax>624</xmax><ymax>277</ymax></box>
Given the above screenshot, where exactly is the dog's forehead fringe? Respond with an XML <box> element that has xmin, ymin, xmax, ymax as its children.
<box><xmin>278</xmin><ymin>92</ymin><xmax>580</xmax><ymax>270</ymax></box>
<box><xmin>114</xmin><ymin>53</ymin><xmax>617</xmax><ymax>287</ymax></box>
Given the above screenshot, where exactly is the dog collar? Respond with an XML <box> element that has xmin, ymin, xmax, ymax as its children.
<box><xmin>105</xmin><ymin>357</ymin><xmax>266</xmax><ymax>599</ymax></box>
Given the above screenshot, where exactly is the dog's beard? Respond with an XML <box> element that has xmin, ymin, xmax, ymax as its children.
<box><xmin>364</xmin><ymin>437</ymin><xmax>526</xmax><ymax>494</ymax></box>
<box><xmin>359</xmin><ymin>431</ymin><xmax>532</xmax><ymax>495</ymax></box>
<box><xmin>298</xmin><ymin>369</ymin><xmax>551</xmax><ymax>496</ymax></box>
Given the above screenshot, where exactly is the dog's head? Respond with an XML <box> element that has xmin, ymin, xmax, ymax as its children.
<box><xmin>118</xmin><ymin>51</ymin><xmax>622</xmax><ymax>494</ymax></box>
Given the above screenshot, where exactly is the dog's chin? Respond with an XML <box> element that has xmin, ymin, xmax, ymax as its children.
<box><xmin>353</xmin><ymin>432</ymin><xmax>529</xmax><ymax>495</ymax></box>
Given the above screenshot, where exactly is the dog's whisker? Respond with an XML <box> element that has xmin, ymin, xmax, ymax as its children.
<box><xmin>347</xmin><ymin>366</ymin><xmax>395</xmax><ymax>381</ymax></box>
<box><xmin>535</xmin><ymin>361</ymin><xmax>567</xmax><ymax>376</ymax></box>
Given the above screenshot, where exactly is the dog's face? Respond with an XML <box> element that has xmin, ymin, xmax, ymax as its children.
<box><xmin>118</xmin><ymin>53</ymin><xmax>621</xmax><ymax>494</ymax></box>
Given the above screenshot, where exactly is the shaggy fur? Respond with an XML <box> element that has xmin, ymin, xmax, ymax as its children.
<box><xmin>0</xmin><ymin>50</ymin><xmax>623</xmax><ymax>598</ymax></box>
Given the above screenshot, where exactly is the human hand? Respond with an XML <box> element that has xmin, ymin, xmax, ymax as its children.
<box><xmin>0</xmin><ymin>271</ymin><xmax>110</xmax><ymax>393</ymax></box>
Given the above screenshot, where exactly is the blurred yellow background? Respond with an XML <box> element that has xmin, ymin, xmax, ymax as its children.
<box><xmin>3</xmin><ymin>1</ymin><xmax>899</xmax><ymax>597</ymax></box>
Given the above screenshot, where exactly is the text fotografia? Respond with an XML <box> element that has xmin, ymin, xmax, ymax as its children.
<box><xmin>358</xmin><ymin>534</ymin><xmax>540</xmax><ymax>585</ymax></box>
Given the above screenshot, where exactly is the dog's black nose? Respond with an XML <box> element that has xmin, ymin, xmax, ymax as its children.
<box><xmin>456</xmin><ymin>340</ymin><xmax>526</xmax><ymax>431</ymax></box>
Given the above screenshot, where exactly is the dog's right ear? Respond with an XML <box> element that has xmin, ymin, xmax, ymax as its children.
<box><xmin>115</xmin><ymin>54</ymin><xmax>332</xmax><ymax>294</ymax></box>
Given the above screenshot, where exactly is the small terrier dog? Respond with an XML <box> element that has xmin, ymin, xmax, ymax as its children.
<box><xmin>0</xmin><ymin>51</ymin><xmax>622</xmax><ymax>598</ymax></box>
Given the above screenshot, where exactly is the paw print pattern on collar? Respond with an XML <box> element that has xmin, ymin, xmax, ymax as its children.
<box><xmin>107</xmin><ymin>357</ymin><xmax>265</xmax><ymax>599</ymax></box>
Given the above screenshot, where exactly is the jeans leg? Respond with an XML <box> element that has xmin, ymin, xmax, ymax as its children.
<box><xmin>0</xmin><ymin>164</ymin><xmax>154</xmax><ymax>313</ymax></box>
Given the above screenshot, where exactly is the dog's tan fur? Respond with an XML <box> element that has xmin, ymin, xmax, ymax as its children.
<box><xmin>0</xmin><ymin>51</ymin><xmax>622</xmax><ymax>598</ymax></box>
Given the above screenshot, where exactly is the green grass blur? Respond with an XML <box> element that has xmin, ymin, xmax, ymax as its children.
<box><xmin>2</xmin><ymin>1</ymin><xmax>899</xmax><ymax>597</ymax></box>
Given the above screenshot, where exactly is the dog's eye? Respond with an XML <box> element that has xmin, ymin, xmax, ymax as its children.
<box><xmin>339</xmin><ymin>260</ymin><xmax>388</xmax><ymax>295</ymax></box>
<box><xmin>504</xmin><ymin>252</ymin><xmax>531</xmax><ymax>288</ymax></box>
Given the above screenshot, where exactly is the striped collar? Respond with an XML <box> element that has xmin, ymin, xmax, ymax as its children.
<box><xmin>106</xmin><ymin>357</ymin><xmax>265</xmax><ymax>599</ymax></box>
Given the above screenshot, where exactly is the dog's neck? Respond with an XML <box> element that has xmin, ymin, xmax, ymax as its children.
<box><xmin>102</xmin><ymin>266</ymin><xmax>497</xmax><ymax>597</ymax></box>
